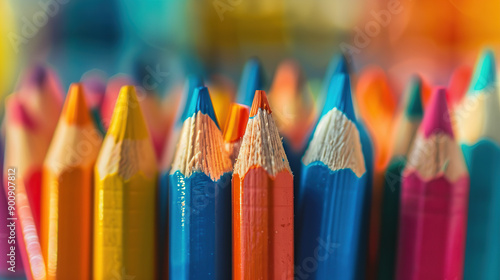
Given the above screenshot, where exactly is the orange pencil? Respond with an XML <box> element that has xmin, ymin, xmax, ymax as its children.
<box><xmin>41</xmin><ymin>84</ymin><xmax>102</xmax><ymax>279</ymax></box>
<box><xmin>222</xmin><ymin>103</ymin><xmax>249</xmax><ymax>163</ymax></box>
<box><xmin>232</xmin><ymin>90</ymin><xmax>294</xmax><ymax>279</ymax></box>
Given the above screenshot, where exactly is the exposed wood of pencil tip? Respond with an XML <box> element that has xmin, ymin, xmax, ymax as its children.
<box><xmin>405</xmin><ymin>88</ymin><xmax>467</xmax><ymax>181</ymax></box>
<box><xmin>235</xmin><ymin>90</ymin><xmax>290</xmax><ymax>177</ymax></box>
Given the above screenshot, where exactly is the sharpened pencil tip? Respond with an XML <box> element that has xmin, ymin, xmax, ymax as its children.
<box><xmin>250</xmin><ymin>90</ymin><xmax>272</xmax><ymax>117</ymax></box>
<box><xmin>470</xmin><ymin>49</ymin><xmax>497</xmax><ymax>93</ymax></box>
<box><xmin>27</xmin><ymin>64</ymin><xmax>47</xmax><ymax>86</ymax></box>
<box><xmin>107</xmin><ymin>85</ymin><xmax>149</xmax><ymax>140</ymax></box>
<box><xmin>405</xmin><ymin>76</ymin><xmax>424</xmax><ymax>120</ymax></box>
<box><xmin>421</xmin><ymin>87</ymin><xmax>454</xmax><ymax>138</ymax></box>
<box><xmin>179</xmin><ymin>75</ymin><xmax>204</xmax><ymax>125</ymax></box>
<box><xmin>237</xmin><ymin>58</ymin><xmax>264</xmax><ymax>107</ymax></box>
<box><xmin>223</xmin><ymin>103</ymin><xmax>250</xmax><ymax>143</ymax></box>
<box><xmin>322</xmin><ymin>74</ymin><xmax>356</xmax><ymax>121</ymax></box>
<box><xmin>331</xmin><ymin>53</ymin><xmax>349</xmax><ymax>75</ymax></box>
<box><xmin>185</xmin><ymin>86</ymin><xmax>220</xmax><ymax>128</ymax></box>
<box><xmin>62</xmin><ymin>83</ymin><xmax>91</xmax><ymax>125</ymax></box>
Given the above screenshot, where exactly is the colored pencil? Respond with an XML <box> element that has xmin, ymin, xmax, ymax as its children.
<box><xmin>236</xmin><ymin>58</ymin><xmax>264</xmax><ymax>107</ymax></box>
<box><xmin>15</xmin><ymin>65</ymin><xmax>64</xmax><ymax>232</ymax></box>
<box><xmin>396</xmin><ymin>88</ymin><xmax>469</xmax><ymax>280</ymax></box>
<box><xmin>297</xmin><ymin>73</ymin><xmax>369</xmax><ymax>280</ymax></box>
<box><xmin>377</xmin><ymin>75</ymin><xmax>424</xmax><ymax>280</ymax></box>
<box><xmin>81</xmin><ymin>71</ymin><xmax>107</xmax><ymax>134</ymax></box>
<box><xmin>233</xmin><ymin>90</ymin><xmax>294</xmax><ymax>279</ymax></box>
<box><xmin>158</xmin><ymin>75</ymin><xmax>203</xmax><ymax>278</ymax></box>
<box><xmin>4</xmin><ymin>95</ymin><xmax>47</xmax><ymax>280</ymax></box>
<box><xmin>0</xmin><ymin>133</ymin><xmax>25</xmax><ymax>280</ymax></box>
<box><xmin>356</xmin><ymin>67</ymin><xmax>398</xmax><ymax>278</ymax></box>
<box><xmin>209</xmin><ymin>74</ymin><xmax>236</xmax><ymax>128</ymax></box>
<box><xmin>94</xmin><ymin>85</ymin><xmax>157</xmax><ymax>280</ymax></box>
<box><xmin>41</xmin><ymin>84</ymin><xmax>102</xmax><ymax>279</ymax></box>
<box><xmin>222</xmin><ymin>103</ymin><xmax>249</xmax><ymax>162</ymax></box>
<box><xmin>169</xmin><ymin>86</ymin><xmax>233</xmax><ymax>279</ymax></box>
<box><xmin>457</xmin><ymin>50</ymin><xmax>500</xmax><ymax>280</ymax></box>
<box><xmin>447</xmin><ymin>64</ymin><xmax>472</xmax><ymax>109</ymax></box>
<box><xmin>269</xmin><ymin>59</ymin><xmax>316</xmax><ymax>198</ymax></box>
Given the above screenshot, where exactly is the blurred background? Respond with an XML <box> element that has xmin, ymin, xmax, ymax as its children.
<box><xmin>0</xmin><ymin>0</ymin><xmax>499</xmax><ymax>100</ymax></box>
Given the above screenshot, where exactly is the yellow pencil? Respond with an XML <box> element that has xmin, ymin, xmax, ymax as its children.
<box><xmin>93</xmin><ymin>85</ymin><xmax>157</xmax><ymax>280</ymax></box>
<box><xmin>41</xmin><ymin>84</ymin><xmax>102</xmax><ymax>279</ymax></box>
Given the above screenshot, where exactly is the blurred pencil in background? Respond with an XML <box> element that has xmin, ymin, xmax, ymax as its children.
<box><xmin>233</xmin><ymin>90</ymin><xmax>294</xmax><ymax>279</ymax></box>
<box><xmin>377</xmin><ymin>75</ymin><xmax>424</xmax><ymax>280</ymax></box>
<box><xmin>297</xmin><ymin>73</ymin><xmax>368</xmax><ymax>279</ymax></box>
<box><xmin>13</xmin><ymin>65</ymin><xmax>64</xmax><ymax>231</ymax></box>
<box><xmin>81</xmin><ymin>71</ymin><xmax>107</xmax><ymax>135</ymax></box>
<box><xmin>223</xmin><ymin>103</ymin><xmax>249</xmax><ymax>162</ymax></box>
<box><xmin>169</xmin><ymin>86</ymin><xmax>232</xmax><ymax>279</ymax></box>
<box><xmin>457</xmin><ymin>50</ymin><xmax>500</xmax><ymax>280</ymax></box>
<box><xmin>0</xmin><ymin>134</ymin><xmax>25</xmax><ymax>280</ymax></box>
<box><xmin>356</xmin><ymin>67</ymin><xmax>397</xmax><ymax>278</ymax></box>
<box><xmin>396</xmin><ymin>89</ymin><xmax>469</xmax><ymax>280</ymax></box>
<box><xmin>236</xmin><ymin>58</ymin><xmax>265</xmax><ymax>107</ymax></box>
<box><xmin>269</xmin><ymin>59</ymin><xmax>316</xmax><ymax>197</ymax></box>
<box><xmin>94</xmin><ymin>86</ymin><xmax>157</xmax><ymax>280</ymax></box>
<box><xmin>4</xmin><ymin>95</ymin><xmax>47</xmax><ymax>280</ymax></box>
<box><xmin>41</xmin><ymin>84</ymin><xmax>102</xmax><ymax>279</ymax></box>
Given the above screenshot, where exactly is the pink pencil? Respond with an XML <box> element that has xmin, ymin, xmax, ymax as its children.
<box><xmin>396</xmin><ymin>88</ymin><xmax>469</xmax><ymax>280</ymax></box>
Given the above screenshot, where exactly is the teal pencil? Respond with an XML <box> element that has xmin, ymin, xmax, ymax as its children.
<box><xmin>458</xmin><ymin>50</ymin><xmax>500</xmax><ymax>280</ymax></box>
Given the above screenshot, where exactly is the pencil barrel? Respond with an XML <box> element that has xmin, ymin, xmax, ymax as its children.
<box><xmin>296</xmin><ymin>164</ymin><xmax>369</xmax><ymax>280</ymax></box>
<box><xmin>463</xmin><ymin>142</ymin><xmax>500</xmax><ymax>280</ymax></box>
<box><xmin>42</xmin><ymin>168</ymin><xmax>93</xmax><ymax>280</ymax></box>
<box><xmin>396</xmin><ymin>175</ymin><xmax>469</xmax><ymax>280</ymax></box>
<box><xmin>93</xmin><ymin>173</ymin><xmax>156</xmax><ymax>280</ymax></box>
<box><xmin>232</xmin><ymin>168</ymin><xmax>294</xmax><ymax>280</ymax></box>
<box><xmin>169</xmin><ymin>171</ymin><xmax>232</xmax><ymax>280</ymax></box>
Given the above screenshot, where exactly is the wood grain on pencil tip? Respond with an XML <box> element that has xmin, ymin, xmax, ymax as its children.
<box><xmin>233</xmin><ymin>90</ymin><xmax>294</xmax><ymax>280</ymax></box>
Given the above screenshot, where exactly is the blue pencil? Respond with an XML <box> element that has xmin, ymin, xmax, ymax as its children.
<box><xmin>169</xmin><ymin>86</ymin><xmax>233</xmax><ymax>280</ymax></box>
<box><xmin>296</xmin><ymin>73</ymin><xmax>369</xmax><ymax>280</ymax></box>
<box><xmin>158</xmin><ymin>75</ymin><xmax>204</xmax><ymax>278</ymax></box>
<box><xmin>236</xmin><ymin>57</ymin><xmax>264</xmax><ymax>106</ymax></box>
<box><xmin>459</xmin><ymin>50</ymin><xmax>500</xmax><ymax>280</ymax></box>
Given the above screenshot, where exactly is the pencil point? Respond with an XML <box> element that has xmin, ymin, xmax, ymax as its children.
<box><xmin>223</xmin><ymin>103</ymin><xmax>249</xmax><ymax>142</ymax></box>
<box><xmin>27</xmin><ymin>64</ymin><xmax>47</xmax><ymax>86</ymax></box>
<box><xmin>62</xmin><ymin>83</ymin><xmax>91</xmax><ymax>125</ymax></box>
<box><xmin>421</xmin><ymin>87</ymin><xmax>454</xmax><ymax>138</ymax></box>
<box><xmin>470</xmin><ymin>49</ymin><xmax>496</xmax><ymax>93</ymax></box>
<box><xmin>328</xmin><ymin>53</ymin><xmax>349</xmax><ymax>76</ymax></box>
<box><xmin>179</xmin><ymin>75</ymin><xmax>204</xmax><ymax>124</ymax></box>
<box><xmin>322</xmin><ymin>74</ymin><xmax>355</xmax><ymax>121</ymax></box>
<box><xmin>185</xmin><ymin>86</ymin><xmax>219</xmax><ymax>128</ymax></box>
<box><xmin>108</xmin><ymin>85</ymin><xmax>149</xmax><ymax>140</ymax></box>
<box><xmin>82</xmin><ymin>75</ymin><xmax>106</xmax><ymax>108</ymax></box>
<box><xmin>237</xmin><ymin>58</ymin><xmax>264</xmax><ymax>106</ymax></box>
<box><xmin>405</xmin><ymin>76</ymin><xmax>424</xmax><ymax>120</ymax></box>
<box><xmin>250</xmin><ymin>90</ymin><xmax>272</xmax><ymax>117</ymax></box>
